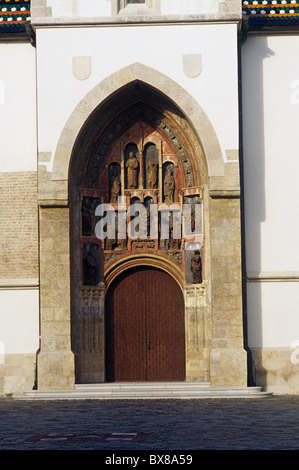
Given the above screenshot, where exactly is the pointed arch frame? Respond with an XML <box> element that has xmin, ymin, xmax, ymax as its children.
<box><xmin>50</xmin><ymin>63</ymin><xmax>224</xmax><ymax>198</ymax></box>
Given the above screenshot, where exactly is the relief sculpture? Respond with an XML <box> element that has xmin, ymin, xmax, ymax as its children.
<box><xmin>85</xmin><ymin>251</ymin><xmax>97</xmax><ymax>286</ymax></box>
<box><xmin>126</xmin><ymin>151</ymin><xmax>139</xmax><ymax>189</ymax></box>
<box><xmin>163</xmin><ymin>166</ymin><xmax>175</xmax><ymax>204</ymax></box>
<box><xmin>191</xmin><ymin>250</ymin><xmax>202</xmax><ymax>284</ymax></box>
<box><xmin>146</xmin><ymin>161</ymin><xmax>158</xmax><ymax>189</ymax></box>
<box><xmin>82</xmin><ymin>199</ymin><xmax>92</xmax><ymax>236</ymax></box>
<box><xmin>110</xmin><ymin>170</ymin><xmax>121</xmax><ymax>203</ymax></box>
<box><xmin>81</xmin><ymin>197</ymin><xmax>99</xmax><ymax>236</ymax></box>
<box><xmin>83</xmin><ymin>243</ymin><xmax>101</xmax><ymax>286</ymax></box>
<box><xmin>169</xmin><ymin>212</ymin><xmax>181</xmax><ymax>249</ymax></box>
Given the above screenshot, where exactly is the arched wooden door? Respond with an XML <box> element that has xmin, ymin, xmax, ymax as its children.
<box><xmin>105</xmin><ymin>267</ymin><xmax>185</xmax><ymax>382</ymax></box>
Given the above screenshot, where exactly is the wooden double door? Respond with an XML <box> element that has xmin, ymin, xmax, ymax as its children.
<box><xmin>105</xmin><ymin>267</ymin><xmax>185</xmax><ymax>382</ymax></box>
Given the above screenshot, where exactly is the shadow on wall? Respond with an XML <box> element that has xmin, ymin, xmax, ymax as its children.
<box><xmin>240</xmin><ymin>35</ymin><xmax>275</xmax><ymax>388</ymax></box>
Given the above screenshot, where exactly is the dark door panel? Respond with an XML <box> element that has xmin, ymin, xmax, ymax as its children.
<box><xmin>105</xmin><ymin>267</ymin><xmax>185</xmax><ymax>382</ymax></box>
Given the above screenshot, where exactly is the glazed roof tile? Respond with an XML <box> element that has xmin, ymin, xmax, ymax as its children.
<box><xmin>0</xmin><ymin>0</ymin><xmax>30</xmax><ymax>34</ymax></box>
<box><xmin>242</xmin><ymin>1</ymin><xmax>299</xmax><ymax>27</ymax></box>
<box><xmin>1</xmin><ymin>1</ymin><xmax>298</xmax><ymax>34</ymax></box>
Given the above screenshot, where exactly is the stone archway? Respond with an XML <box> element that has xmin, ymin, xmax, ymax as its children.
<box><xmin>69</xmin><ymin>83</ymin><xmax>210</xmax><ymax>384</ymax></box>
<box><xmin>37</xmin><ymin>64</ymin><xmax>248</xmax><ymax>391</ymax></box>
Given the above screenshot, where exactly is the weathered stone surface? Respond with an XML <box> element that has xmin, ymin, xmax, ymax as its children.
<box><xmin>38</xmin><ymin>207</ymin><xmax>75</xmax><ymax>390</ymax></box>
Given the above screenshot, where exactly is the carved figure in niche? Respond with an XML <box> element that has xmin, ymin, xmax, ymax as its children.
<box><xmin>163</xmin><ymin>166</ymin><xmax>175</xmax><ymax>204</ymax></box>
<box><xmin>89</xmin><ymin>198</ymin><xmax>99</xmax><ymax>235</ymax></box>
<box><xmin>126</xmin><ymin>151</ymin><xmax>139</xmax><ymax>189</ymax></box>
<box><xmin>110</xmin><ymin>170</ymin><xmax>121</xmax><ymax>203</ymax></box>
<box><xmin>85</xmin><ymin>252</ymin><xmax>97</xmax><ymax>285</ymax></box>
<box><xmin>144</xmin><ymin>197</ymin><xmax>154</xmax><ymax>237</ymax></box>
<box><xmin>146</xmin><ymin>161</ymin><xmax>158</xmax><ymax>189</ymax></box>
<box><xmin>82</xmin><ymin>198</ymin><xmax>92</xmax><ymax>236</ymax></box>
<box><xmin>81</xmin><ymin>197</ymin><xmax>100</xmax><ymax>237</ymax></box>
<box><xmin>169</xmin><ymin>212</ymin><xmax>181</xmax><ymax>249</ymax></box>
<box><xmin>105</xmin><ymin>237</ymin><xmax>115</xmax><ymax>250</ymax></box>
<box><xmin>158</xmin><ymin>210</ymin><xmax>169</xmax><ymax>249</ymax></box>
<box><xmin>191</xmin><ymin>250</ymin><xmax>202</xmax><ymax>284</ymax></box>
<box><xmin>105</xmin><ymin>214</ymin><xmax>116</xmax><ymax>250</ymax></box>
<box><xmin>184</xmin><ymin>196</ymin><xmax>202</xmax><ymax>238</ymax></box>
<box><xmin>117</xmin><ymin>237</ymin><xmax>127</xmax><ymax>250</ymax></box>
<box><xmin>116</xmin><ymin>214</ymin><xmax>127</xmax><ymax>250</ymax></box>
<box><xmin>138</xmin><ymin>204</ymin><xmax>148</xmax><ymax>239</ymax></box>
<box><xmin>83</xmin><ymin>243</ymin><xmax>100</xmax><ymax>286</ymax></box>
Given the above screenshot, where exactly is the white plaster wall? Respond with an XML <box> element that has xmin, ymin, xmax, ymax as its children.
<box><xmin>43</xmin><ymin>0</ymin><xmax>223</xmax><ymax>18</ymax></box>
<box><xmin>49</xmin><ymin>0</ymin><xmax>111</xmax><ymax>18</ymax></box>
<box><xmin>0</xmin><ymin>42</ymin><xmax>37</xmax><ymax>173</ymax></box>
<box><xmin>247</xmin><ymin>283</ymin><xmax>299</xmax><ymax>348</ymax></box>
<box><xmin>0</xmin><ymin>289</ymin><xmax>39</xmax><ymax>355</ymax></box>
<box><xmin>160</xmin><ymin>0</ymin><xmax>219</xmax><ymax>15</ymax></box>
<box><xmin>242</xmin><ymin>35</ymin><xmax>299</xmax><ymax>348</ymax></box>
<box><xmin>36</xmin><ymin>23</ymin><xmax>239</xmax><ymax>172</ymax></box>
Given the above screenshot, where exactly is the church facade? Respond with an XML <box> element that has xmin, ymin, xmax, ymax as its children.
<box><xmin>0</xmin><ymin>0</ymin><xmax>298</xmax><ymax>397</ymax></box>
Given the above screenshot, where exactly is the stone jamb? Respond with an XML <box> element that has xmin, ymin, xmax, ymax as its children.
<box><xmin>37</xmin><ymin>206</ymin><xmax>75</xmax><ymax>390</ymax></box>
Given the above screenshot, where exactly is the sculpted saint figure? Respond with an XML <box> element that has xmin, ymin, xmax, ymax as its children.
<box><xmin>126</xmin><ymin>151</ymin><xmax>139</xmax><ymax>189</ymax></box>
<box><xmin>82</xmin><ymin>199</ymin><xmax>92</xmax><ymax>236</ymax></box>
<box><xmin>85</xmin><ymin>252</ymin><xmax>97</xmax><ymax>285</ymax></box>
<box><xmin>163</xmin><ymin>166</ymin><xmax>175</xmax><ymax>204</ymax></box>
<box><xmin>110</xmin><ymin>171</ymin><xmax>121</xmax><ymax>203</ymax></box>
<box><xmin>191</xmin><ymin>250</ymin><xmax>202</xmax><ymax>284</ymax></box>
<box><xmin>146</xmin><ymin>161</ymin><xmax>158</xmax><ymax>189</ymax></box>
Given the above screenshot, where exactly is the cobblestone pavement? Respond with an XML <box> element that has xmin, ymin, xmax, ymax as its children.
<box><xmin>0</xmin><ymin>396</ymin><xmax>298</xmax><ymax>454</ymax></box>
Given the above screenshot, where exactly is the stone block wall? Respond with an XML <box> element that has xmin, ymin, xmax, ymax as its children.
<box><xmin>0</xmin><ymin>354</ymin><xmax>37</xmax><ymax>397</ymax></box>
<box><xmin>37</xmin><ymin>207</ymin><xmax>75</xmax><ymax>390</ymax></box>
<box><xmin>208</xmin><ymin>187</ymin><xmax>247</xmax><ymax>387</ymax></box>
<box><xmin>251</xmin><ymin>348</ymin><xmax>299</xmax><ymax>395</ymax></box>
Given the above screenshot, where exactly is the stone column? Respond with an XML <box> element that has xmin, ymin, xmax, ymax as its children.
<box><xmin>209</xmin><ymin>195</ymin><xmax>247</xmax><ymax>387</ymax></box>
<box><xmin>37</xmin><ymin>206</ymin><xmax>75</xmax><ymax>390</ymax></box>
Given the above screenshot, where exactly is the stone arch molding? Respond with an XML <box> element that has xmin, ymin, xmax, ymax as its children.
<box><xmin>104</xmin><ymin>254</ymin><xmax>185</xmax><ymax>293</ymax></box>
<box><xmin>50</xmin><ymin>63</ymin><xmax>224</xmax><ymax>203</ymax></box>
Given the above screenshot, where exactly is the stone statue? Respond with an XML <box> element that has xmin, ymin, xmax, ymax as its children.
<box><xmin>126</xmin><ymin>151</ymin><xmax>139</xmax><ymax>189</ymax></box>
<box><xmin>110</xmin><ymin>171</ymin><xmax>121</xmax><ymax>203</ymax></box>
<box><xmin>163</xmin><ymin>166</ymin><xmax>175</xmax><ymax>204</ymax></box>
<box><xmin>146</xmin><ymin>161</ymin><xmax>158</xmax><ymax>189</ymax></box>
<box><xmin>85</xmin><ymin>252</ymin><xmax>97</xmax><ymax>285</ymax></box>
<box><xmin>82</xmin><ymin>198</ymin><xmax>92</xmax><ymax>236</ymax></box>
<box><xmin>191</xmin><ymin>250</ymin><xmax>202</xmax><ymax>284</ymax></box>
<box><xmin>169</xmin><ymin>212</ymin><xmax>181</xmax><ymax>249</ymax></box>
<box><xmin>89</xmin><ymin>198</ymin><xmax>98</xmax><ymax>235</ymax></box>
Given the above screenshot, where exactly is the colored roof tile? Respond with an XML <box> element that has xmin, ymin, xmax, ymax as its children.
<box><xmin>242</xmin><ymin>1</ymin><xmax>299</xmax><ymax>27</ymax></box>
<box><xmin>0</xmin><ymin>0</ymin><xmax>30</xmax><ymax>34</ymax></box>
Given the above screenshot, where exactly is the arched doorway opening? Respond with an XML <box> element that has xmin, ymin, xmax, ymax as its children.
<box><xmin>105</xmin><ymin>266</ymin><xmax>185</xmax><ymax>382</ymax></box>
<box><xmin>70</xmin><ymin>79</ymin><xmax>208</xmax><ymax>385</ymax></box>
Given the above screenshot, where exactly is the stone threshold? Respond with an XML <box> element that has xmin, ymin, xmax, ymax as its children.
<box><xmin>13</xmin><ymin>382</ymin><xmax>273</xmax><ymax>400</ymax></box>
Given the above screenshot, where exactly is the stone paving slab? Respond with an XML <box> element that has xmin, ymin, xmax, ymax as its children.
<box><xmin>0</xmin><ymin>396</ymin><xmax>298</xmax><ymax>452</ymax></box>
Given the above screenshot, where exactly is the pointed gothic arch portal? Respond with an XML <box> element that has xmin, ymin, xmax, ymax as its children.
<box><xmin>70</xmin><ymin>80</ymin><xmax>208</xmax><ymax>384</ymax></box>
